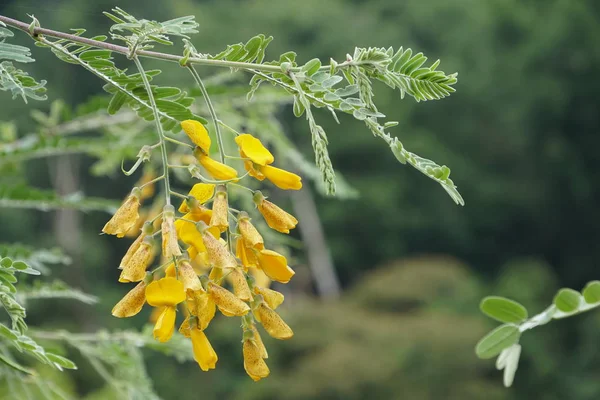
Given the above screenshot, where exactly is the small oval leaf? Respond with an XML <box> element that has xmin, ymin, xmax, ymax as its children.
<box><xmin>583</xmin><ymin>281</ymin><xmax>600</xmax><ymax>304</ymax></box>
<box><xmin>475</xmin><ymin>324</ymin><xmax>521</xmax><ymax>360</ymax></box>
<box><xmin>480</xmin><ymin>296</ymin><xmax>528</xmax><ymax>324</ymax></box>
<box><xmin>553</xmin><ymin>288</ymin><xmax>581</xmax><ymax>313</ymax></box>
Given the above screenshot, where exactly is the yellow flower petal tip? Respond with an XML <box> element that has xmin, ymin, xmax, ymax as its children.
<box><xmin>210</xmin><ymin>190</ymin><xmax>229</xmax><ymax>232</ymax></box>
<box><xmin>257</xmin><ymin>249</ymin><xmax>295</xmax><ymax>284</ymax></box>
<box><xmin>191</xmin><ymin>329</ymin><xmax>218</xmax><ymax>371</ymax></box>
<box><xmin>256</xmin><ymin>303</ymin><xmax>294</xmax><ymax>340</ymax></box>
<box><xmin>102</xmin><ymin>193</ymin><xmax>141</xmax><ymax>238</ymax></box>
<box><xmin>178</xmin><ymin>183</ymin><xmax>215</xmax><ymax>213</ymax></box>
<box><xmin>253</xmin><ymin>192</ymin><xmax>298</xmax><ymax>234</ymax></box>
<box><xmin>181</xmin><ymin>120</ymin><xmax>211</xmax><ymax>153</ymax></box>
<box><xmin>145</xmin><ymin>277</ymin><xmax>186</xmax><ymax>307</ymax></box>
<box><xmin>111</xmin><ymin>281</ymin><xmax>147</xmax><ymax>318</ymax></box>
<box><xmin>243</xmin><ymin>339</ymin><xmax>270</xmax><ymax>381</ymax></box>
<box><xmin>235</xmin><ymin>134</ymin><xmax>274</xmax><ymax>166</ymax></box>
<box><xmin>199</xmin><ymin>155</ymin><xmax>239</xmax><ymax>181</ymax></box>
<box><xmin>153</xmin><ymin>306</ymin><xmax>176</xmax><ymax>343</ymax></box>
<box><xmin>208</xmin><ymin>282</ymin><xmax>250</xmax><ymax>316</ymax></box>
<box><xmin>262</xmin><ymin>165</ymin><xmax>302</xmax><ymax>190</ymax></box>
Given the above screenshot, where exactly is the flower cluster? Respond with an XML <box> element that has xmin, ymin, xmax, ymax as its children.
<box><xmin>106</xmin><ymin>120</ymin><xmax>301</xmax><ymax>380</ymax></box>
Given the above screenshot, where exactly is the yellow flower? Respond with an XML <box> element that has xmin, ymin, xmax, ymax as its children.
<box><xmin>174</xmin><ymin>212</ymin><xmax>217</xmax><ymax>254</ymax></box>
<box><xmin>153</xmin><ymin>306</ymin><xmax>177</xmax><ymax>342</ymax></box>
<box><xmin>119</xmin><ymin>237</ymin><xmax>154</xmax><ymax>283</ymax></box>
<box><xmin>178</xmin><ymin>260</ymin><xmax>203</xmax><ymax>292</ymax></box>
<box><xmin>254</xmin><ymin>286</ymin><xmax>284</xmax><ymax>310</ymax></box>
<box><xmin>161</xmin><ymin>205</ymin><xmax>182</xmax><ymax>259</ymax></box>
<box><xmin>146</xmin><ymin>277</ymin><xmax>186</xmax><ymax>343</ymax></box>
<box><xmin>261</xmin><ymin>165</ymin><xmax>302</xmax><ymax>190</ymax></box>
<box><xmin>103</xmin><ymin>189</ymin><xmax>141</xmax><ymax>238</ymax></box>
<box><xmin>257</xmin><ymin>249</ymin><xmax>295</xmax><ymax>284</ymax></box>
<box><xmin>111</xmin><ymin>281</ymin><xmax>147</xmax><ymax>318</ymax></box>
<box><xmin>241</xmin><ymin>150</ymin><xmax>266</xmax><ymax>181</ymax></box>
<box><xmin>235</xmin><ymin>134</ymin><xmax>274</xmax><ymax>166</ymax></box>
<box><xmin>201</xmin><ymin>225</ymin><xmax>237</xmax><ymax>269</ymax></box>
<box><xmin>243</xmin><ymin>338</ymin><xmax>270</xmax><ymax>381</ymax></box>
<box><xmin>210</xmin><ymin>188</ymin><xmax>229</xmax><ymax>232</ymax></box>
<box><xmin>250</xmin><ymin>267</ymin><xmax>271</xmax><ymax>289</ymax></box>
<box><xmin>254</xmin><ymin>303</ymin><xmax>293</xmax><ymax>340</ymax></box>
<box><xmin>191</xmin><ymin>328</ymin><xmax>218</xmax><ymax>371</ymax></box>
<box><xmin>237</xmin><ymin>212</ymin><xmax>264</xmax><ymax>250</ymax></box>
<box><xmin>181</xmin><ymin>120</ymin><xmax>211</xmax><ymax>154</ymax></box>
<box><xmin>186</xmin><ymin>289</ymin><xmax>216</xmax><ymax>330</ymax></box>
<box><xmin>250</xmin><ymin>324</ymin><xmax>268</xmax><ymax>358</ymax></box>
<box><xmin>253</xmin><ymin>191</ymin><xmax>298</xmax><ymax>234</ymax></box>
<box><xmin>236</xmin><ymin>238</ymin><xmax>258</xmax><ymax>270</ymax></box>
<box><xmin>178</xmin><ymin>183</ymin><xmax>215</xmax><ymax>213</ymax></box>
<box><xmin>119</xmin><ymin>233</ymin><xmax>144</xmax><ymax>270</ymax></box>
<box><xmin>207</xmin><ymin>281</ymin><xmax>250</xmax><ymax>316</ymax></box>
<box><xmin>229</xmin><ymin>267</ymin><xmax>253</xmax><ymax>301</ymax></box>
<box><xmin>198</xmin><ymin>154</ymin><xmax>239</xmax><ymax>181</ymax></box>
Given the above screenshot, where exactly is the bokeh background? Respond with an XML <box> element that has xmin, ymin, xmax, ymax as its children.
<box><xmin>1</xmin><ymin>0</ymin><xmax>600</xmax><ymax>399</ymax></box>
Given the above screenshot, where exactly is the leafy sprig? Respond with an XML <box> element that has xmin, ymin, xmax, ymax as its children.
<box><xmin>476</xmin><ymin>282</ymin><xmax>600</xmax><ymax>387</ymax></box>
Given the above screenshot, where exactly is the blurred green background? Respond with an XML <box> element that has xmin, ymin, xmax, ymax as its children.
<box><xmin>1</xmin><ymin>0</ymin><xmax>600</xmax><ymax>399</ymax></box>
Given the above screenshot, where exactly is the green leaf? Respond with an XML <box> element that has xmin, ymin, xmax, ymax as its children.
<box><xmin>480</xmin><ymin>296</ymin><xmax>528</xmax><ymax>324</ymax></box>
<box><xmin>302</xmin><ymin>58</ymin><xmax>322</xmax><ymax>76</ymax></box>
<box><xmin>46</xmin><ymin>353</ymin><xmax>77</xmax><ymax>370</ymax></box>
<box><xmin>475</xmin><ymin>324</ymin><xmax>521</xmax><ymax>359</ymax></box>
<box><xmin>582</xmin><ymin>281</ymin><xmax>600</xmax><ymax>304</ymax></box>
<box><xmin>0</xmin><ymin>353</ymin><xmax>34</xmax><ymax>375</ymax></box>
<box><xmin>553</xmin><ymin>288</ymin><xmax>582</xmax><ymax>312</ymax></box>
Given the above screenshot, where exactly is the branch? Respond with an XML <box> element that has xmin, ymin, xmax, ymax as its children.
<box><xmin>0</xmin><ymin>15</ymin><xmax>295</xmax><ymax>73</ymax></box>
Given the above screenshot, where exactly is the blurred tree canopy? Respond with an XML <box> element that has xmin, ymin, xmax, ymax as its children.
<box><xmin>0</xmin><ymin>0</ymin><xmax>599</xmax><ymax>399</ymax></box>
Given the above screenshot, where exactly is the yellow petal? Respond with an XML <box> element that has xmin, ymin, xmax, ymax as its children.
<box><xmin>257</xmin><ymin>249</ymin><xmax>295</xmax><ymax>284</ymax></box>
<box><xmin>161</xmin><ymin>210</ymin><xmax>182</xmax><ymax>259</ymax></box>
<box><xmin>229</xmin><ymin>268</ymin><xmax>253</xmax><ymax>302</ymax></box>
<box><xmin>249</xmin><ymin>267</ymin><xmax>271</xmax><ymax>289</ymax></box>
<box><xmin>187</xmin><ymin>289</ymin><xmax>216</xmax><ymax>330</ymax></box>
<box><xmin>119</xmin><ymin>239</ymin><xmax>154</xmax><ymax>283</ymax></box>
<box><xmin>119</xmin><ymin>234</ymin><xmax>144</xmax><ymax>269</ymax></box>
<box><xmin>250</xmin><ymin>324</ymin><xmax>268</xmax><ymax>358</ymax></box>
<box><xmin>254</xmin><ymin>193</ymin><xmax>298</xmax><ymax>234</ymax></box>
<box><xmin>236</xmin><ymin>238</ymin><xmax>258</xmax><ymax>270</ymax></box>
<box><xmin>254</xmin><ymin>303</ymin><xmax>293</xmax><ymax>340</ymax></box>
<box><xmin>203</xmin><ymin>230</ymin><xmax>237</xmax><ymax>269</ymax></box>
<box><xmin>153</xmin><ymin>306</ymin><xmax>176</xmax><ymax>342</ymax></box>
<box><xmin>243</xmin><ymin>339</ymin><xmax>270</xmax><ymax>381</ymax></box>
<box><xmin>175</xmin><ymin>218</ymin><xmax>206</xmax><ymax>254</ymax></box>
<box><xmin>237</xmin><ymin>214</ymin><xmax>264</xmax><ymax>250</ymax></box>
<box><xmin>235</xmin><ymin>134</ymin><xmax>274</xmax><ymax>166</ymax></box>
<box><xmin>210</xmin><ymin>190</ymin><xmax>229</xmax><ymax>232</ymax></box>
<box><xmin>199</xmin><ymin>155</ymin><xmax>238</xmax><ymax>181</ymax></box>
<box><xmin>165</xmin><ymin>263</ymin><xmax>176</xmax><ymax>278</ymax></box>
<box><xmin>254</xmin><ymin>286</ymin><xmax>284</xmax><ymax>310</ymax></box>
<box><xmin>181</xmin><ymin>120</ymin><xmax>211</xmax><ymax>153</ymax></box>
<box><xmin>208</xmin><ymin>282</ymin><xmax>250</xmax><ymax>316</ymax></box>
<box><xmin>145</xmin><ymin>277</ymin><xmax>186</xmax><ymax>307</ymax></box>
<box><xmin>102</xmin><ymin>194</ymin><xmax>140</xmax><ymax>238</ymax></box>
<box><xmin>111</xmin><ymin>281</ymin><xmax>147</xmax><ymax>318</ymax></box>
<box><xmin>241</xmin><ymin>150</ymin><xmax>266</xmax><ymax>181</ymax></box>
<box><xmin>191</xmin><ymin>328</ymin><xmax>218</xmax><ymax>371</ymax></box>
<box><xmin>261</xmin><ymin>165</ymin><xmax>302</xmax><ymax>190</ymax></box>
<box><xmin>178</xmin><ymin>183</ymin><xmax>215</xmax><ymax>213</ymax></box>
<box><xmin>178</xmin><ymin>260</ymin><xmax>203</xmax><ymax>292</ymax></box>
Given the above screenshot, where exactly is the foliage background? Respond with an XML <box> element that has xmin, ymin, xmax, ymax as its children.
<box><xmin>1</xmin><ymin>0</ymin><xmax>600</xmax><ymax>399</ymax></box>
